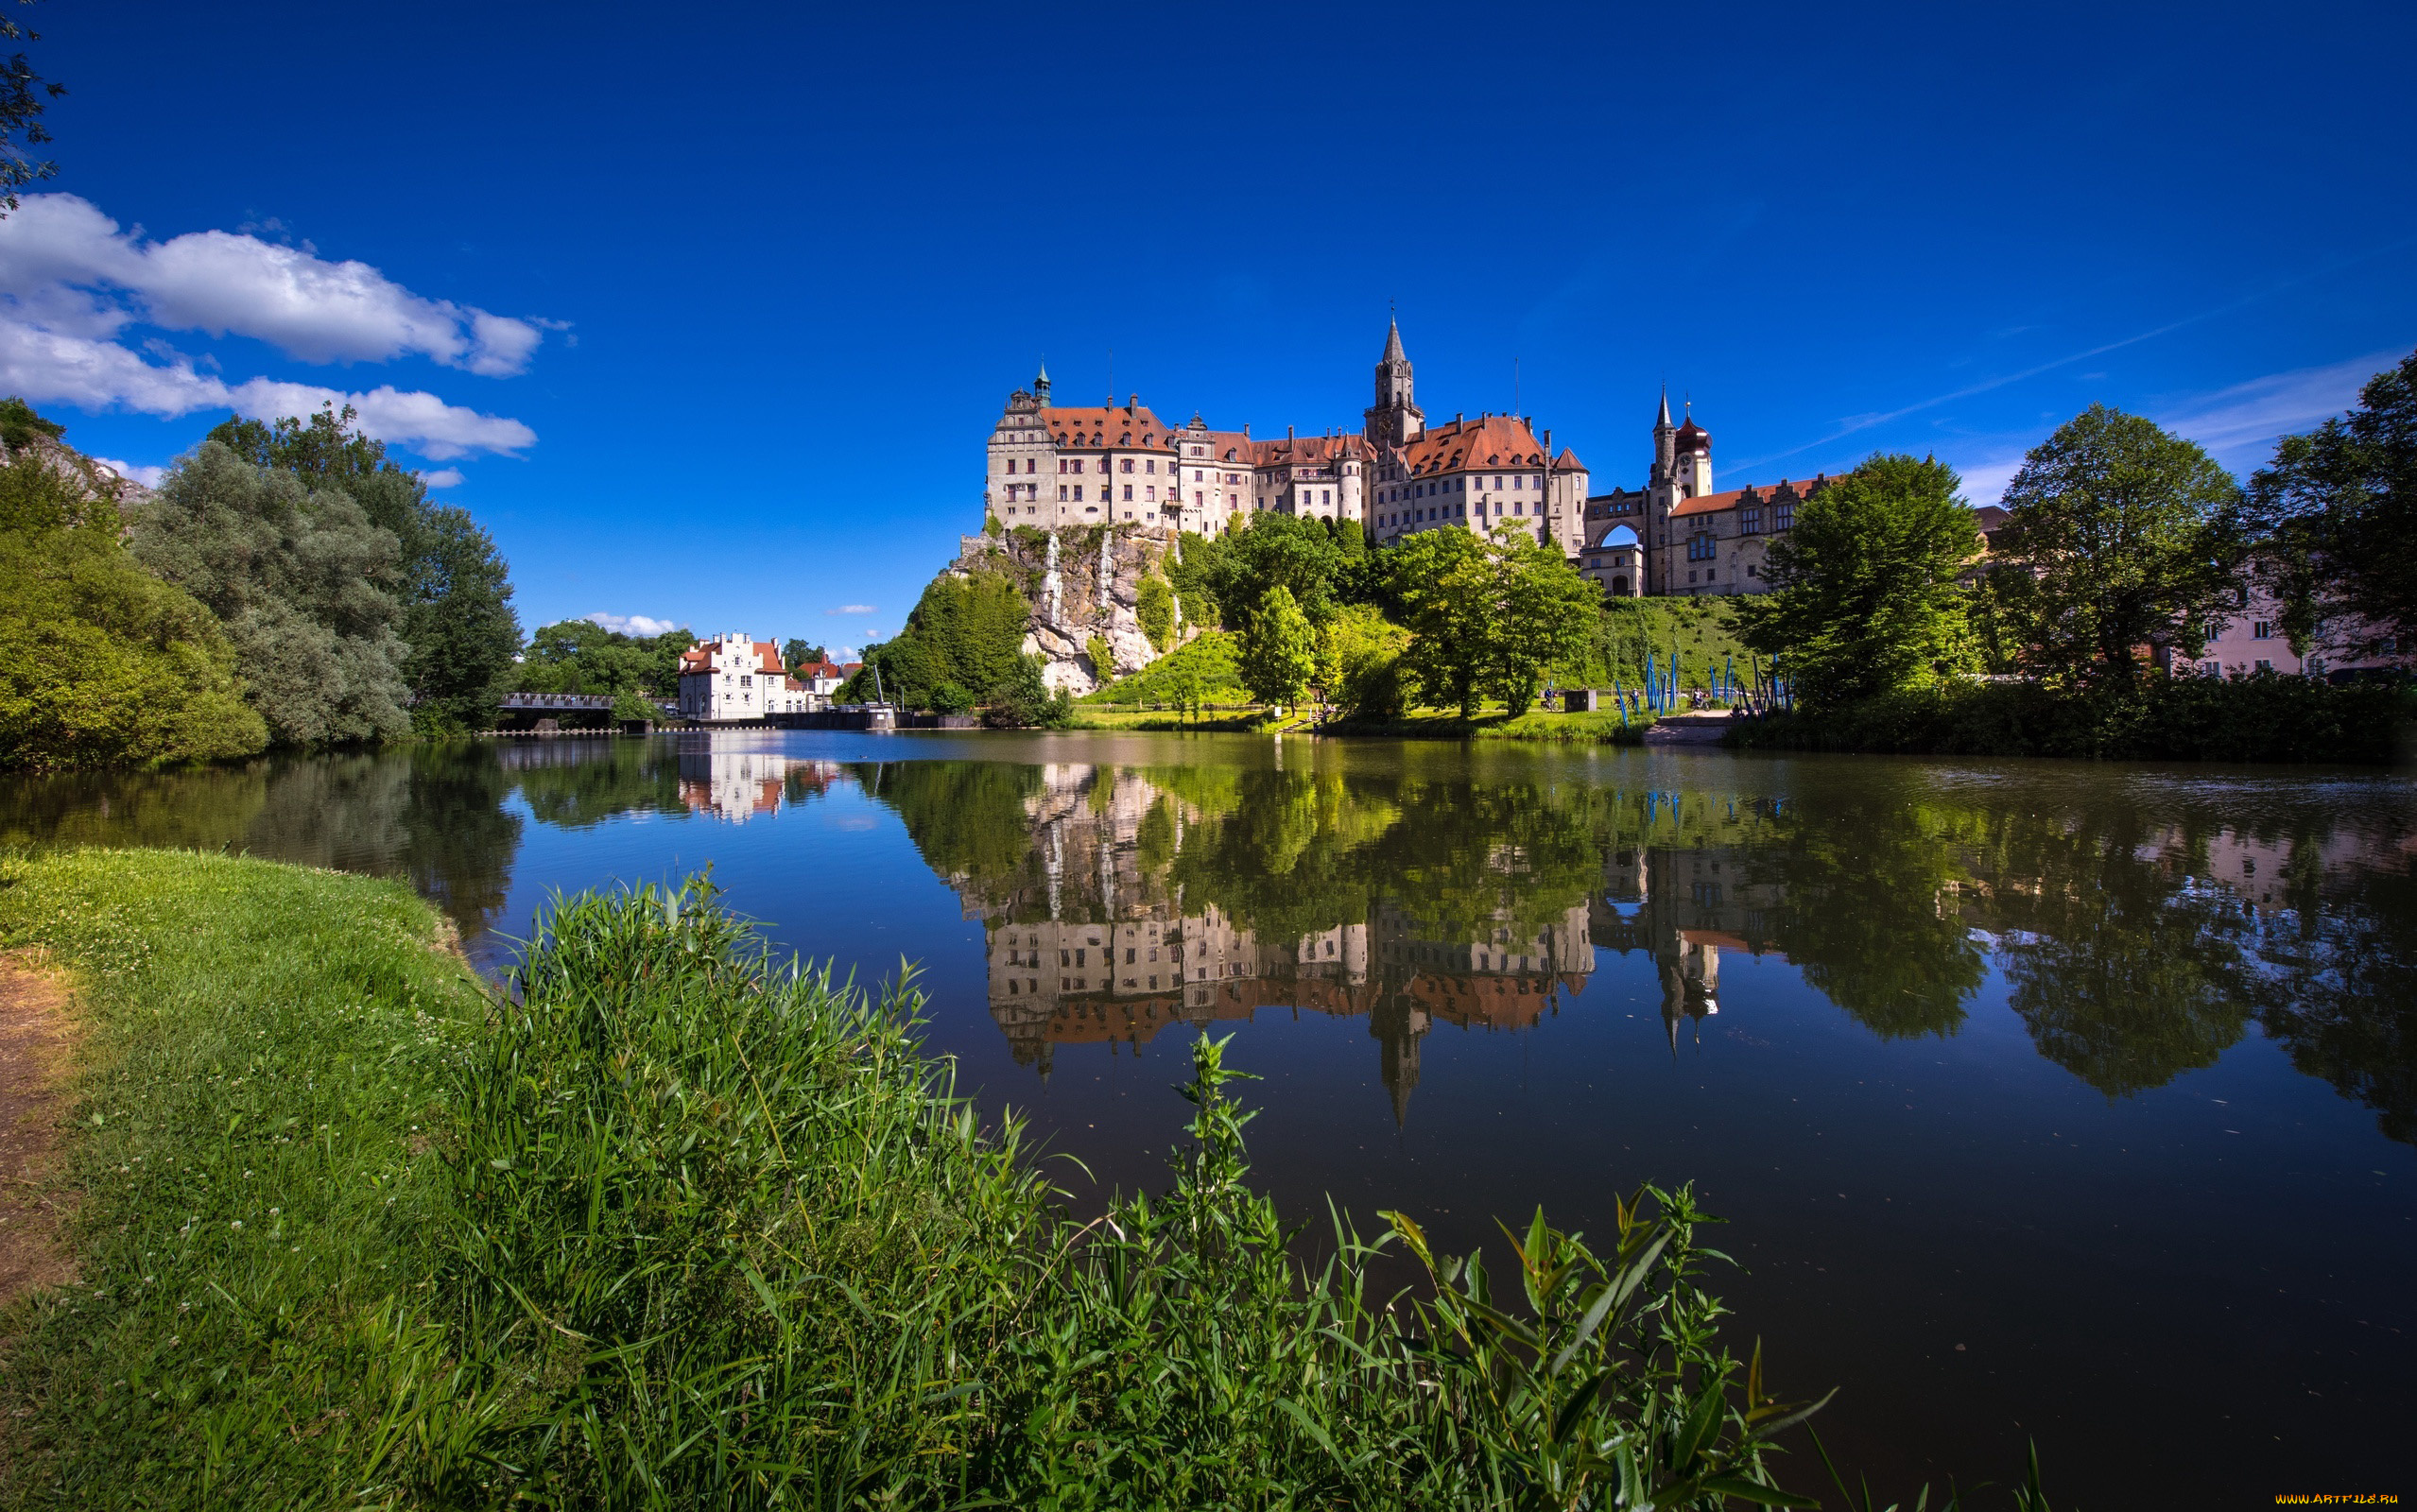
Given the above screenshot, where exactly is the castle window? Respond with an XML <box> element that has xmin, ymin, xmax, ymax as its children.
<box><xmin>1774</xmin><ymin>503</ymin><xmax>1794</xmax><ymax>529</ymax></box>
<box><xmin>1058</xmin><ymin>459</ymin><xmax>1066</xmax><ymax>472</ymax></box>
<box><xmin>1058</xmin><ymin>486</ymin><xmax>1067</xmax><ymax>501</ymax></box>
<box><xmin>1742</xmin><ymin>507</ymin><xmax>1761</xmax><ymax>534</ymax></box>
<box><xmin>1074</xmin><ymin>486</ymin><xmax>1083</xmax><ymax>502</ymax></box>
<box><xmin>1123</xmin><ymin>485</ymin><xmax>1132</xmax><ymax>501</ymax></box>
<box><xmin>1121</xmin><ymin>458</ymin><xmax>1133</xmax><ymax>472</ymax></box>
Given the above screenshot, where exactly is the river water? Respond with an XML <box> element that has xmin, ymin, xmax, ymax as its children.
<box><xmin>8</xmin><ymin>730</ymin><xmax>2411</xmax><ymax>1503</ymax></box>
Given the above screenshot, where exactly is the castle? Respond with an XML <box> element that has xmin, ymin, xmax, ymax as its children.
<box><xmin>983</xmin><ymin>319</ymin><xmax>1592</xmax><ymax>558</ymax></box>
<box><xmin>981</xmin><ymin>318</ymin><xmax>1838</xmax><ymax>599</ymax></box>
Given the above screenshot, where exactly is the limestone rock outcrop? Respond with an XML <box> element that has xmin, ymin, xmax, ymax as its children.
<box><xmin>950</xmin><ymin>524</ymin><xmax>1182</xmax><ymax>696</ymax></box>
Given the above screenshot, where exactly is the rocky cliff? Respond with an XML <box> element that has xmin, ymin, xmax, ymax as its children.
<box><xmin>949</xmin><ymin>524</ymin><xmax>1183</xmax><ymax>696</ymax></box>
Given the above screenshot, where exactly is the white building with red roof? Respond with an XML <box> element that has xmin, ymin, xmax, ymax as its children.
<box><xmin>676</xmin><ymin>632</ymin><xmax>828</xmax><ymax>722</ymax></box>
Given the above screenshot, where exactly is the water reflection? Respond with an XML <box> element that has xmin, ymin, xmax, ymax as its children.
<box><xmin>855</xmin><ymin>750</ymin><xmax>2417</xmax><ymax>1144</ymax></box>
<box><xmin>4</xmin><ymin>737</ymin><xmax>2412</xmax><ymax>1144</ymax></box>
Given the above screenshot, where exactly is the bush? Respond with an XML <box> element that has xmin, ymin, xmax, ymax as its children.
<box><xmin>1728</xmin><ymin>673</ymin><xmax>2417</xmax><ymax>764</ymax></box>
<box><xmin>930</xmin><ymin>679</ymin><xmax>975</xmax><ymax>714</ymax></box>
<box><xmin>0</xmin><ymin>454</ymin><xmax>267</xmax><ymax>770</ymax></box>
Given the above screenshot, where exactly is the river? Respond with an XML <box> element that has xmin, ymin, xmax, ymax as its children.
<box><xmin>8</xmin><ymin>730</ymin><xmax>2411</xmax><ymax>1503</ymax></box>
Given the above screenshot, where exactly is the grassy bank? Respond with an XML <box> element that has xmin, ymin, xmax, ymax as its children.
<box><xmin>0</xmin><ymin>852</ymin><xmax>2060</xmax><ymax>1508</ymax></box>
<box><xmin>1323</xmin><ymin>707</ymin><xmax>1649</xmax><ymax>744</ymax></box>
<box><xmin>1725</xmin><ymin>674</ymin><xmax>2417</xmax><ymax>764</ymax></box>
<box><xmin>0</xmin><ymin>848</ymin><xmax>485</xmax><ymax>1505</ymax></box>
<box><xmin>1072</xmin><ymin>704</ymin><xmax>1651</xmax><ymax>742</ymax></box>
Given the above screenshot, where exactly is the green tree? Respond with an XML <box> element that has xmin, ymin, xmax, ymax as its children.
<box><xmin>1388</xmin><ymin>526</ymin><xmax>1596</xmax><ymax>717</ymax></box>
<box><xmin>1211</xmin><ymin>514</ymin><xmax>1355</xmax><ymax>627</ymax></box>
<box><xmin>0</xmin><ymin>451</ymin><xmax>265</xmax><ymax>769</ymax></box>
<box><xmin>781</xmin><ymin>638</ymin><xmax>827</xmax><ymax>671</ymax></box>
<box><xmin>2247</xmin><ymin>349</ymin><xmax>2417</xmax><ymax>655</ymax></box>
<box><xmin>131</xmin><ymin>442</ymin><xmax>412</xmax><ymax>746</ymax></box>
<box><xmin>1990</xmin><ymin>405</ymin><xmax>2244</xmax><ymax>684</ymax></box>
<box><xmin>1165</xmin><ymin>530</ymin><xmax>1223</xmax><ymax>628</ymax></box>
<box><xmin>1237</xmin><ymin>585</ymin><xmax>1316</xmax><ymax>711</ymax></box>
<box><xmin>1491</xmin><ymin>526</ymin><xmax>1601</xmax><ymax>713</ymax></box>
<box><xmin>1733</xmin><ymin>455</ymin><xmax>1982</xmax><ymax>711</ymax></box>
<box><xmin>0</xmin><ymin>2</ymin><xmax>63</xmax><ymax>215</ymax></box>
<box><xmin>205</xmin><ymin>406</ymin><xmax>522</xmax><ymax>730</ymax></box>
<box><xmin>404</xmin><ymin>507</ymin><xmax>519</xmax><ymax>732</ymax></box>
<box><xmin>1389</xmin><ymin>528</ymin><xmax>1493</xmax><ymax>716</ymax></box>
<box><xmin>1319</xmin><ymin>604</ymin><xmax>1411</xmax><ymax>720</ymax></box>
<box><xmin>855</xmin><ymin>569</ymin><xmax>1030</xmax><ymax>710</ymax></box>
<box><xmin>1136</xmin><ymin>571</ymin><xmax>1177</xmax><ymax>651</ymax></box>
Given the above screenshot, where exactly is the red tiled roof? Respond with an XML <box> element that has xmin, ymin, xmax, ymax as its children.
<box><xmin>678</xmin><ymin>639</ymin><xmax>786</xmax><ymax>677</ymax></box>
<box><xmin>1554</xmin><ymin>447</ymin><xmax>1585</xmax><ymax>471</ymax></box>
<box><xmin>1200</xmin><ymin>429</ymin><xmax>1253</xmax><ymax>464</ymax></box>
<box><xmin>1044</xmin><ymin>405</ymin><xmax>1173</xmax><ymax>450</ymax></box>
<box><xmin>1668</xmin><ymin>475</ymin><xmax>1832</xmax><ymax>520</ymax></box>
<box><xmin>1251</xmin><ymin>433</ymin><xmax>1373</xmax><ymax>468</ymax></box>
<box><xmin>1400</xmin><ymin>414</ymin><xmax>1545</xmax><ymax>475</ymax></box>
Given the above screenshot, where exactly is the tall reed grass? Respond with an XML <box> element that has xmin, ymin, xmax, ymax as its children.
<box><xmin>421</xmin><ymin>876</ymin><xmax>1853</xmax><ymax>1506</ymax></box>
<box><xmin>3</xmin><ymin>852</ymin><xmax>2067</xmax><ymax>1507</ymax></box>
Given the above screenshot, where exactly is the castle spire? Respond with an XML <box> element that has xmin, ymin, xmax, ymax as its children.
<box><xmin>1655</xmin><ymin>385</ymin><xmax>1672</xmax><ymax>430</ymax></box>
<box><xmin>1382</xmin><ymin>317</ymin><xmax>1407</xmax><ymax>366</ymax></box>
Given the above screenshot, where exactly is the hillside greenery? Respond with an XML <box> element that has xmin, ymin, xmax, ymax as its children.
<box><xmin>0</xmin><ymin>450</ymin><xmax>267</xmax><ymax>770</ymax></box>
<box><xmin>1082</xmin><ymin>630</ymin><xmax>1248</xmax><ymax>706</ymax></box>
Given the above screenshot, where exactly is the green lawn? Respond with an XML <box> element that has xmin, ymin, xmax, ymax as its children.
<box><xmin>0</xmin><ymin>848</ymin><xmax>485</xmax><ymax>1506</ymax></box>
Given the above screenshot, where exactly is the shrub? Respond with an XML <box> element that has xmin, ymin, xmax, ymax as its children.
<box><xmin>930</xmin><ymin>679</ymin><xmax>975</xmax><ymax>713</ymax></box>
<box><xmin>1728</xmin><ymin>673</ymin><xmax>2417</xmax><ymax>764</ymax></box>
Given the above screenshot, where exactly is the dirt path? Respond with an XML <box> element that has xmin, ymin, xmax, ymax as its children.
<box><xmin>0</xmin><ymin>951</ymin><xmax>77</xmax><ymax>1311</ymax></box>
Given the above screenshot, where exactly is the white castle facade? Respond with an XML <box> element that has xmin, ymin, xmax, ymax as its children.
<box><xmin>983</xmin><ymin>320</ymin><xmax>1593</xmax><ymax>558</ymax></box>
<box><xmin>979</xmin><ymin>318</ymin><xmax>1858</xmax><ymax>601</ymax></box>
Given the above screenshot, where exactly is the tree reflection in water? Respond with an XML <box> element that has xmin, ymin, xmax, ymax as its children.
<box><xmin>6</xmin><ymin>737</ymin><xmax>2410</xmax><ymax>1143</ymax></box>
<box><xmin>860</xmin><ymin>752</ymin><xmax>2417</xmax><ymax>1143</ymax></box>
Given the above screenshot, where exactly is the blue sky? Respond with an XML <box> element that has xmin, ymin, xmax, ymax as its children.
<box><xmin>9</xmin><ymin>0</ymin><xmax>2413</xmax><ymax>653</ymax></box>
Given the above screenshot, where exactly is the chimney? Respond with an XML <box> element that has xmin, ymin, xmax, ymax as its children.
<box><xmin>1244</xmin><ymin>423</ymin><xmax>1251</xmax><ymax>438</ymax></box>
<box><xmin>1287</xmin><ymin>424</ymin><xmax>1295</xmax><ymax>439</ymax></box>
<box><xmin>1129</xmin><ymin>394</ymin><xmax>1137</xmax><ymax>411</ymax></box>
<box><xmin>1456</xmin><ymin>412</ymin><xmax>1463</xmax><ymax>425</ymax></box>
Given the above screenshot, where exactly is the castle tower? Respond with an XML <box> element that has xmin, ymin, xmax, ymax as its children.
<box><xmin>1651</xmin><ymin>387</ymin><xmax>1677</xmax><ymax>479</ymax></box>
<box><xmin>1033</xmin><ymin>362</ymin><xmax>1051</xmax><ymax>405</ymax></box>
<box><xmin>1363</xmin><ymin>318</ymin><xmax>1425</xmax><ymax>447</ymax></box>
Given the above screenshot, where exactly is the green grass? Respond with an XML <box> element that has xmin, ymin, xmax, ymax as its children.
<box><xmin>0</xmin><ymin>852</ymin><xmax>2066</xmax><ymax>1508</ymax></box>
<box><xmin>0</xmin><ymin>848</ymin><xmax>485</xmax><ymax>1507</ymax></box>
<box><xmin>1081</xmin><ymin>629</ymin><xmax>1247</xmax><ymax>706</ymax></box>
<box><xmin>1322</xmin><ymin>705</ymin><xmax>1649</xmax><ymax>744</ymax></box>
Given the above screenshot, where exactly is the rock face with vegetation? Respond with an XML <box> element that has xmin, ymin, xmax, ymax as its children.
<box><xmin>954</xmin><ymin>524</ymin><xmax>1186</xmax><ymax>696</ymax></box>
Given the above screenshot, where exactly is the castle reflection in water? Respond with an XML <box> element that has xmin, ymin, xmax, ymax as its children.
<box><xmin>923</xmin><ymin>762</ymin><xmax>1770</xmax><ymax>1125</ymax></box>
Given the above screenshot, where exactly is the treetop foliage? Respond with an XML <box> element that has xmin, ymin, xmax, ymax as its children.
<box><xmin>1735</xmin><ymin>453</ymin><xmax>1981</xmax><ymax>711</ymax></box>
<box><xmin>518</xmin><ymin>617</ymin><xmax>692</xmax><ymax>698</ymax></box>
<box><xmin>1988</xmin><ymin>404</ymin><xmax>2244</xmax><ymax>684</ymax></box>
<box><xmin>0</xmin><ymin>452</ymin><xmax>266</xmax><ymax>769</ymax></box>
<box><xmin>2248</xmin><ymin>347</ymin><xmax>2417</xmax><ymax>655</ymax></box>
<box><xmin>0</xmin><ymin>0</ymin><xmax>63</xmax><ymax>215</ymax></box>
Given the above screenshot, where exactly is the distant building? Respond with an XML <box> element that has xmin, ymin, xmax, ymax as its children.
<box><xmin>677</xmin><ymin>632</ymin><xmax>820</xmax><ymax>721</ymax></box>
<box><xmin>982</xmin><ymin>320</ymin><xmax>1590</xmax><ymax>555</ymax></box>
<box><xmin>1580</xmin><ymin>392</ymin><xmax>1834</xmax><ymax>597</ymax></box>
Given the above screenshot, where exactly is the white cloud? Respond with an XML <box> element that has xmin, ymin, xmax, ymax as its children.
<box><xmin>2158</xmin><ymin>351</ymin><xmax>2394</xmax><ymax>469</ymax></box>
<box><xmin>90</xmin><ymin>456</ymin><xmax>166</xmax><ymax>487</ymax></box>
<box><xmin>421</xmin><ymin>467</ymin><xmax>464</xmax><ymax>488</ymax></box>
<box><xmin>585</xmin><ymin>611</ymin><xmax>685</xmax><ymax>638</ymax></box>
<box><xmin>828</xmin><ymin>604</ymin><xmax>876</xmax><ymax>615</ymax></box>
<box><xmin>0</xmin><ymin>317</ymin><xmax>538</xmax><ymax>457</ymax></box>
<box><xmin>0</xmin><ymin>194</ymin><xmax>549</xmax><ymax>373</ymax></box>
<box><xmin>1949</xmin><ymin>350</ymin><xmax>2398</xmax><ymax>506</ymax></box>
